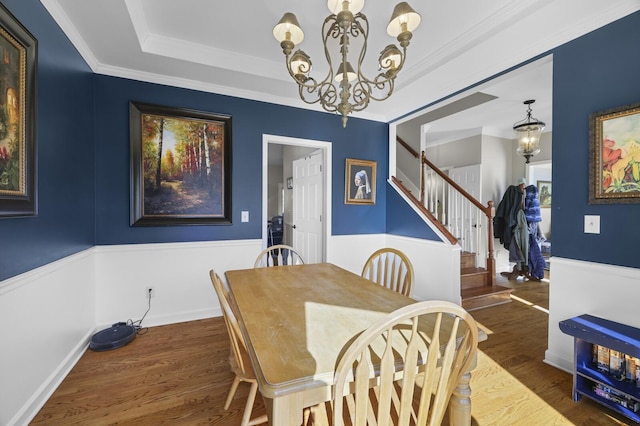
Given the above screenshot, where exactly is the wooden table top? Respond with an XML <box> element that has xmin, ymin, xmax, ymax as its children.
<box><xmin>225</xmin><ymin>263</ymin><xmax>424</xmax><ymax>399</ymax></box>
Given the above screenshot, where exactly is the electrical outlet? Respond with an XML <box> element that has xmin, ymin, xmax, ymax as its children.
<box><xmin>146</xmin><ymin>287</ymin><xmax>155</xmax><ymax>298</ymax></box>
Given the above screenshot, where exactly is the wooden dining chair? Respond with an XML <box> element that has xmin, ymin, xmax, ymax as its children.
<box><xmin>320</xmin><ymin>300</ymin><xmax>479</xmax><ymax>426</ymax></box>
<box><xmin>361</xmin><ymin>248</ymin><xmax>414</xmax><ymax>297</ymax></box>
<box><xmin>253</xmin><ymin>244</ymin><xmax>305</xmax><ymax>268</ymax></box>
<box><xmin>209</xmin><ymin>270</ymin><xmax>268</xmax><ymax>426</ymax></box>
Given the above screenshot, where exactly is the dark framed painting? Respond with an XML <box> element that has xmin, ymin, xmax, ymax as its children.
<box><xmin>345</xmin><ymin>158</ymin><xmax>376</xmax><ymax>205</ymax></box>
<box><xmin>0</xmin><ymin>4</ymin><xmax>37</xmax><ymax>217</ymax></box>
<box><xmin>537</xmin><ymin>180</ymin><xmax>551</xmax><ymax>208</ymax></box>
<box><xmin>129</xmin><ymin>102</ymin><xmax>231</xmax><ymax>226</ymax></box>
<box><xmin>589</xmin><ymin>102</ymin><xmax>640</xmax><ymax>204</ymax></box>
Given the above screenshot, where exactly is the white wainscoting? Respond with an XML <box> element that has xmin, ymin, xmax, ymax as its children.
<box><xmin>327</xmin><ymin>233</ymin><xmax>461</xmax><ymax>304</ymax></box>
<box><xmin>1</xmin><ymin>235</ymin><xmax>460</xmax><ymax>425</ymax></box>
<box><xmin>0</xmin><ymin>250</ymin><xmax>95</xmax><ymax>426</ymax></box>
<box><xmin>386</xmin><ymin>234</ymin><xmax>461</xmax><ymax>304</ymax></box>
<box><xmin>94</xmin><ymin>239</ymin><xmax>263</xmax><ymax>329</ymax></box>
<box><xmin>326</xmin><ymin>233</ymin><xmax>387</xmax><ymax>274</ymax></box>
<box><xmin>545</xmin><ymin>257</ymin><xmax>640</xmax><ymax>373</ymax></box>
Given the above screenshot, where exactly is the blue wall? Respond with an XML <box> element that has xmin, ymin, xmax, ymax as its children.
<box><xmin>386</xmin><ymin>186</ymin><xmax>440</xmax><ymax>240</ymax></box>
<box><xmin>3</xmin><ymin>0</ymin><xmax>640</xmax><ymax>281</ymax></box>
<box><xmin>93</xmin><ymin>75</ymin><xmax>388</xmax><ymax>244</ymax></box>
<box><xmin>0</xmin><ymin>0</ymin><xmax>389</xmax><ymax>281</ymax></box>
<box><xmin>552</xmin><ymin>11</ymin><xmax>640</xmax><ymax>269</ymax></box>
<box><xmin>0</xmin><ymin>0</ymin><xmax>95</xmax><ymax>281</ymax></box>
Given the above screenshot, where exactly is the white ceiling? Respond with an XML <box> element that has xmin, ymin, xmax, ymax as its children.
<box><xmin>41</xmin><ymin>0</ymin><xmax>640</xmax><ymax>133</ymax></box>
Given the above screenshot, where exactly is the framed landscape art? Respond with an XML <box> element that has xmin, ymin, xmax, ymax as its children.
<box><xmin>0</xmin><ymin>4</ymin><xmax>37</xmax><ymax>217</ymax></box>
<box><xmin>129</xmin><ymin>102</ymin><xmax>232</xmax><ymax>226</ymax></box>
<box><xmin>589</xmin><ymin>102</ymin><xmax>640</xmax><ymax>204</ymax></box>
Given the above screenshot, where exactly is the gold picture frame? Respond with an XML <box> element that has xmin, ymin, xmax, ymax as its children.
<box><xmin>0</xmin><ymin>4</ymin><xmax>37</xmax><ymax>217</ymax></box>
<box><xmin>345</xmin><ymin>158</ymin><xmax>376</xmax><ymax>205</ymax></box>
<box><xmin>589</xmin><ymin>102</ymin><xmax>640</xmax><ymax>204</ymax></box>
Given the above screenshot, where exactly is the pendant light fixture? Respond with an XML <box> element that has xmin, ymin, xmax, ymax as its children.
<box><xmin>513</xmin><ymin>99</ymin><xmax>545</xmax><ymax>163</ymax></box>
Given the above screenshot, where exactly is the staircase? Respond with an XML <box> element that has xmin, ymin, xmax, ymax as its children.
<box><xmin>460</xmin><ymin>251</ymin><xmax>512</xmax><ymax>311</ymax></box>
<box><xmin>392</xmin><ymin>141</ymin><xmax>513</xmax><ymax>310</ymax></box>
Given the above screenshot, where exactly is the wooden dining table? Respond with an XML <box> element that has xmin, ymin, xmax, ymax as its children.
<box><xmin>225</xmin><ymin>263</ymin><xmax>479</xmax><ymax>425</ymax></box>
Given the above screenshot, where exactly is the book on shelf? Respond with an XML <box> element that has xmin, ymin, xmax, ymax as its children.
<box><xmin>597</xmin><ymin>345</ymin><xmax>610</xmax><ymax>373</ymax></box>
<box><xmin>593</xmin><ymin>383</ymin><xmax>640</xmax><ymax>412</ymax></box>
<box><xmin>610</xmin><ymin>350</ymin><xmax>625</xmax><ymax>380</ymax></box>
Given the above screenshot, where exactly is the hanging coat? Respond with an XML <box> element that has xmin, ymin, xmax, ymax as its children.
<box><xmin>528</xmin><ymin>232</ymin><xmax>546</xmax><ymax>279</ymax></box>
<box><xmin>509</xmin><ymin>209</ymin><xmax>529</xmax><ymax>264</ymax></box>
<box><xmin>493</xmin><ymin>185</ymin><xmax>523</xmax><ymax>249</ymax></box>
<box><xmin>524</xmin><ymin>184</ymin><xmax>542</xmax><ymax>223</ymax></box>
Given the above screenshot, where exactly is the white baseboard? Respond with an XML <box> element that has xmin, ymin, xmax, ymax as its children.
<box><xmin>10</xmin><ymin>328</ymin><xmax>93</xmax><ymax>426</ymax></box>
<box><xmin>1</xmin><ymin>250</ymin><xmax>96</xmax><ymax>426</ymax></box>
<box><xmin>543</xmin><ymin>350</ymin><xmax>573</xmax><ymax>374</ymax></box>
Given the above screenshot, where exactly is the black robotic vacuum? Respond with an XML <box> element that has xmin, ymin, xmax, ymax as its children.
<box><xmin>89</xmin><ymin>322</ymin><xmax>137</xmax><ymax>351</ymax></box>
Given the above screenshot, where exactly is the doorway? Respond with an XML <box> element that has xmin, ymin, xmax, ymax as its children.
<box><xmin>262</xmin><ymin>134</ymin><xmax>332</xmax><ymax>263</ymax></box>
<box><xmin>526</xmin><ymin>160</ymin><xmax>551</xmax><ymax>239</ymax></box>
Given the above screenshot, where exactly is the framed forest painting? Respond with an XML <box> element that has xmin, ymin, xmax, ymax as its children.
<box><xmin>129</xmin><ymin>102</ymin><xmax>231</xmax><ymax>226</ymax></box>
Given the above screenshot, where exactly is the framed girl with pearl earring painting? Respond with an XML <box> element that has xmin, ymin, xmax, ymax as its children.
<box><xmin>345</xmin><ymin>158</ymin><xmax>376</xmax><ymax>205</ymax></box>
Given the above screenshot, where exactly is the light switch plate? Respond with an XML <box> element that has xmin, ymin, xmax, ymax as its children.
<box><xmin>584</xmin><ymin>215</ymin><xmax>600</xmax><ymax>234</ymax></box>
<box><xmin>241</xmin><ymin>211</ymin><xmax>249</xmax><ymax>222</ymax></box>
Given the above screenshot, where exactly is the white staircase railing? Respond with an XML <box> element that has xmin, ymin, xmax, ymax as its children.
<box><xmin>420</xmin><ymin>152</ymin><xmax>496</xmax><ymax>283</ymax></box>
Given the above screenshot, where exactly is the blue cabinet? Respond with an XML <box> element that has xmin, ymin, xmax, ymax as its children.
<box><xmin>560</xmin><ymin>315</ymin><xmax>640</xmax><ymax>423</ymax></box>
<box><xmin>560</xmin><ymin>314</ymin><xmax>640</xmax><ymax>423</ymax></box>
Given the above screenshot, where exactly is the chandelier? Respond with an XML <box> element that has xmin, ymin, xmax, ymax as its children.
<box><xmin>513</xmin><ymin>99</ymin><xmax>545</xmax><ymax>163</ymax></box>
<box><xmin>273</xmin><ymin>1</ymin><xmax>421</xmax><ymax>128</ymax></box>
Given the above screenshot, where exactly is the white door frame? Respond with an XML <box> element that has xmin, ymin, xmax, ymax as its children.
<box><xmin>262</xmin><ymin>134</ymin><xmax>332</xmax><ymax>262</ymax></box>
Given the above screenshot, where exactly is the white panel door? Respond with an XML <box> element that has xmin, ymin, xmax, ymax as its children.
<box><xmin>292</xmin><ymin>152</ymin><xmax>323</xmax><ymax>264</ymax></box>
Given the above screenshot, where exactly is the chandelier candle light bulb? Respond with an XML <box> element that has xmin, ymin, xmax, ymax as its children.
<box><xmin>273</xmin><ymin>0</ymin><xmax>421</xmax><ymax>127</ymax></box>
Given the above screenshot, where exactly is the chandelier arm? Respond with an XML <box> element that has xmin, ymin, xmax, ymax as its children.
<box><xmin>354</xmin><ymin>13</ymin><xmax>368</xmax><ymax>84</ymax></box>
<box><xmin>350</xmin><ymin>80</ymin><xmax>372</xmax><ymax>112</ymax></box>
<box><xmin>393</xmin><ymin>45</ymin><xmax>409</xmax><ymax>73</ymax></box>
<box><xmin>285</xmin><ymin>15</ymin><xmax>341</xmax><ymax>105</ymax></box>
<box><xmin>367</xmin><ymin>76</ymin><xmax>395</xmax><ymax>102</ymax></box>
<box><xmin>323</xmin><ymin>15</ymin><xmax>339</xmax><ymax>84</ymax></box>
<box><xmin>318</xmin><ymin>82</ymin><xmax>340</xmax><ymax>113</ymax></box>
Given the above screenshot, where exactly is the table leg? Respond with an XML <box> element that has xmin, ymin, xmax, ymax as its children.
<box><xmin>265</xmin><ymin>393</ymin><xmax>304</xmax><ymax>425</ymax></box>
<box><xmin>448</xmin><ymin>371</ymin><xmax>472</xmax><ymax>425</ymax></box>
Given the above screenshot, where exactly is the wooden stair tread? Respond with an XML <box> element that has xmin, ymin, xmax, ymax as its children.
<box><xmin>461</xmin><ymin>285</ymin><xmax>513</xmax><ymax>312</ymax></box>
<box><xmin>461</xmin><ymin>267</ymin><xmax>487</xmax><ymax>276</ymax></box>
<box><xmin>461</xmin><ymin>266</ymin><xmax>490</xmax><ymax>290</ymax></box>
<box><xmin>461</xmin><ymin>285</ymin><xmax>512</xmax><ymax>298</ymax></box>
<box><xmin>459</xmin><ymin>250</ymin><xmax>503</xmax><ymax>310</ymax></box>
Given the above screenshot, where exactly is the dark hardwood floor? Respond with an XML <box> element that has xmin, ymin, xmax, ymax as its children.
<box><xmin>31</xmin><ymin>274</ymin><xmax>633</xmax><ymax>425</ymax></box>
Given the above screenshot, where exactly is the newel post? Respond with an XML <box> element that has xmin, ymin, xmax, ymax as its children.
<box><xmin>486</xmin><ymin>200</ymin><xmax>496</xmax><ymax>286</ymax></box>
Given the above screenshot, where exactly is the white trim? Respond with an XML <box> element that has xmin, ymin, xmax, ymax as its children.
<box><xmin>387</xmin><ymin>178</ymin><xmax>454</xmax><ymax>246</ymax></box>
<box><xmin>0</xmin><ymin>248</ymin><xmax>94</xmax><ymax>296</ymax></box>
<box><xmin>9</xmin><ymin>328</ymin><xmax>93</xmax><ymax>426</ymax></box>
<box><xmin>262</xmin><ymin>134</ymin><xmax>332</xmax><ymax>262</ymax></box>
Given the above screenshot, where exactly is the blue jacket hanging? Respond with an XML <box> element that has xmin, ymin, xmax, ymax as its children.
<box><xmin>524</xmin><ymin>184</ymin><xmax>542</xmax><ymax>223</ymax></box>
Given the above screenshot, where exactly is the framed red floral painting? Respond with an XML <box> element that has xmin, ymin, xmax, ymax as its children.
<box><xmin>589</xmin><ymin>102</ymin><xmax>640</xmax><ymax>204</ymax></box>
